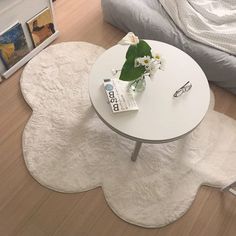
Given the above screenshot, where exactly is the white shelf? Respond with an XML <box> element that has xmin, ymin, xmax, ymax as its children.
<box><xmin>0</xmin><ymin>0</ymin><xmax>58</xmax><ymax>78</ymax></box>
<box><xmin>3</xmin><ymin>31</ymin><xmax>59</xmax><ymax>78</ymax></box>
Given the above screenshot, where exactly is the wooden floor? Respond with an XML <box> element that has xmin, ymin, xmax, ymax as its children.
<box><xmin>0</xmin><ymin>0</ymin><xmax>236</xmax><ymax>235</ymax></box>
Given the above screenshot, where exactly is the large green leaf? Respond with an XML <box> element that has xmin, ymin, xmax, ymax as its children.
<box><xmin>119</xmin><ymin>60</ymin><xmax>145</xmax><ymax>81</ymax></box>
<box><xmin>126</xmin><ymin>45</ymin><xmax>137</xmax><ymax>61</ymax></box>
<box><xmin>119</xmin><ymin>40</ymin><xmax>152</xmax><ymax>81</ymax></box>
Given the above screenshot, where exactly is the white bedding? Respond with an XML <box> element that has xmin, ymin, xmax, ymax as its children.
<box><xmin>159</xmin><ymin>0</ymin><xmax>236</xmax><ymax>55</ymax></box>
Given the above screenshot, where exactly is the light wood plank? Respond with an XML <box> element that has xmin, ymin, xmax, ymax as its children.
<box><xmin>0</xmin><ymin>124</ymin><xmax>25</xmax><ymax>172</ymax></box>
<box><xmin>16</xmin><ymin>224</ymin><xmax>47</xmax><ymax>236</ymax></box>
<box><xmin>0</xmin><ymin>178</ymin><xmax>50</xmax><ymax>236</ymax></box>
<box><xmin>53</xmin><ymin>189</ymin><xmax>106</xmax><ymax>236</ymax></box>
<box><xmin>87</xmin><ymin>198</ymin><xmax>128</xmax><ymax>236</ymax></box>
<box><xmin>16</xmin><ymin>192</ymin><xmax>86</xmax><ymax>236</ymax></box>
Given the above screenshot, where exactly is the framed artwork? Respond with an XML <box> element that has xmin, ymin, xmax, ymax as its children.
<box><xmin>0</xmin><ymin>22</ymin><xmax>29</xmax><ymax>70</ymax></box>
<box><xmin>27</xmin><ymin>8</ymin><xmax>55</xmax><ymax>48</ymax></box>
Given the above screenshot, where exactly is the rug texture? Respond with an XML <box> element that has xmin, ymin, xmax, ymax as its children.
<box><xmin>21</xmin><ymin>42</ymin><xmax>236</xmax><ymax>228</ymax></box>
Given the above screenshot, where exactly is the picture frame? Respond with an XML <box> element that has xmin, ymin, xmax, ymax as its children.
<box><xmin>0</xmin><ymin>22</ymin><xmax>29</xmax><ymax>70</ymax></box>
<box><xmin>27</xmin><ymin>7</ymin><xmax>55</xmax><ymax>48</ymax></box>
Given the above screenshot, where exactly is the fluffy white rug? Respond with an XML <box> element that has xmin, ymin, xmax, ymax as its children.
<box><xmin>21</xmin><ymin>42</ymin><xmax>236</xmax><ymax>228</ymax></box>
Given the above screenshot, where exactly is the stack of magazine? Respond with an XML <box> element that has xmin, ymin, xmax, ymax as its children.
<box><xmin>103</xmin><ymin>78</ymin><xmax>139</xmax><ymax>113</ymax></box>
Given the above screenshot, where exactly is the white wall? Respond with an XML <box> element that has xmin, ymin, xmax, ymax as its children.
<box><xmin>0</xmin><ymin>0</ymin><xmax>56</xmax><ymax>75</ymax></box>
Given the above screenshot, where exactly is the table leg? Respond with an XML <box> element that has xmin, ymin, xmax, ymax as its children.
<box><xmin>131</xmin><ymin>141</ymin><xmax>142</xmax><ymax>161</ymax></box>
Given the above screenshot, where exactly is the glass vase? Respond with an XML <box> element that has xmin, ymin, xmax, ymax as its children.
<box><xmin>129</xmin><ymin>75</ymin><xmax>146</xmax><ymax>92</ymax></box>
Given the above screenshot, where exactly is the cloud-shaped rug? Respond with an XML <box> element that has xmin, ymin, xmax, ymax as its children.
<box><xmin>21</xmin><ymin>42</ymin><xmax>236</xmax><ymax>228</ymax></box>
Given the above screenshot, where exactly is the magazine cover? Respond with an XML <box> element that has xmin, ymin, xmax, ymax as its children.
<box><xmin>0</xmin><ymin>22</ymin><xmax>29</xmax><ymax>69</ymax></box>
<box><xmin>27</xmin><ymin>8</ymin><xmax>55</xmax><ymax>47</ymax></box>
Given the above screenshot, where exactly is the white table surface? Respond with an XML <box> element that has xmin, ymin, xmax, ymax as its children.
<box><xmin>89</xmin><ymin>40</ymin><xmax>210</xmax><ymax>143</ymax></box>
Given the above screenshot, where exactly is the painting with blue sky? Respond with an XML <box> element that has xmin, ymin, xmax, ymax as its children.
<box><xmin>0</xmin><ymin>22</ymin><xmax>29</xmax><ymax>69</ymax></box>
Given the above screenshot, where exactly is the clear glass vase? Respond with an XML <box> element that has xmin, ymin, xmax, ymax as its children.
<box><xmin>129</xmin><ymin>75</ymin><xmax>146</xmax><ymax>92</ymax></box>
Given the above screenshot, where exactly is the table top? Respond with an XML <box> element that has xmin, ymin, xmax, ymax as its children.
<box><xmin>89</xmin><ymin>40</ymin><xmax>210</xmax><ymax>143</ymax></box>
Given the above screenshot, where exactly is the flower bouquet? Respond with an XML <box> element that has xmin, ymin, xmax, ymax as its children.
<box><xmin>118</xmin><ymin>32</ymin><xmax>164</xmax><ymax>91</ymax></box>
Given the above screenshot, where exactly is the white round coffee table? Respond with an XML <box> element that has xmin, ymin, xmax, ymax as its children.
<box><xmin>89</xmin><ymin>40</ymin><xmax>210</xmax><ymax>161</ymax></box>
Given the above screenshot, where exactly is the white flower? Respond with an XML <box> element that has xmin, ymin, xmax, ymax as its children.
<box><xmin>146</xmin><ymin>60</ymin><xmax>160</xmax><ymax>76</ymax></box>
<box><xmin>118</xmin><ymin>32</ymin><xmax>139</xmax><ymax>45</ymax></box>
<box><xmin>159</xmin><ymin>58</ymin><xmax>166</xmax><ymax>70</ymax></box>
<box><xmin>134</xmin><ymin>54</ymin><xmax>165</xmax><ymax>77</ymax></box>
<box><xmin>138</xmin><ymin>56</ymin><xmax>151</xmax><ymax>66</ymax></box>
<box><xmin>145</xmin><ymin>59</ymin><xmax>158</xmax><ymax>76</ymax></box>
<box><xmin>151</xmin><ymin>51</ymin><xmax>161</xmax><ymax>62</ymax></box>
<box><xmin>134</xmin><ymin>58</ymin><xmax>141</xmax><ymax>67</ymax></box>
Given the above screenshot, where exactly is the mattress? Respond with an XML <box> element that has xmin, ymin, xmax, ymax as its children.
<box><xmin>101</xmin><ymin>0</ymin><xmax>236</xmax><ymax>94</ymax></box>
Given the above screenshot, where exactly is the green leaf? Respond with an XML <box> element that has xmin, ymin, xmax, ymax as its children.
<box><xmin>136</xmin><ymin>40</ymin><xmax>152</xmax><ymax>58</ymax></box>
<box><xmin>126</xmin><ymin>45</ymin><xmax>137</xmax><ymax>61</ymax></box>
<box><xmin>119</xmin><ymin>60</ymin><xmax>145</xmax><ymax>81</ymax></box>
<box><xmin>119</xmin><ymin>40</ymin><xmax>152</xmax><ymax>81</ymax></box>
